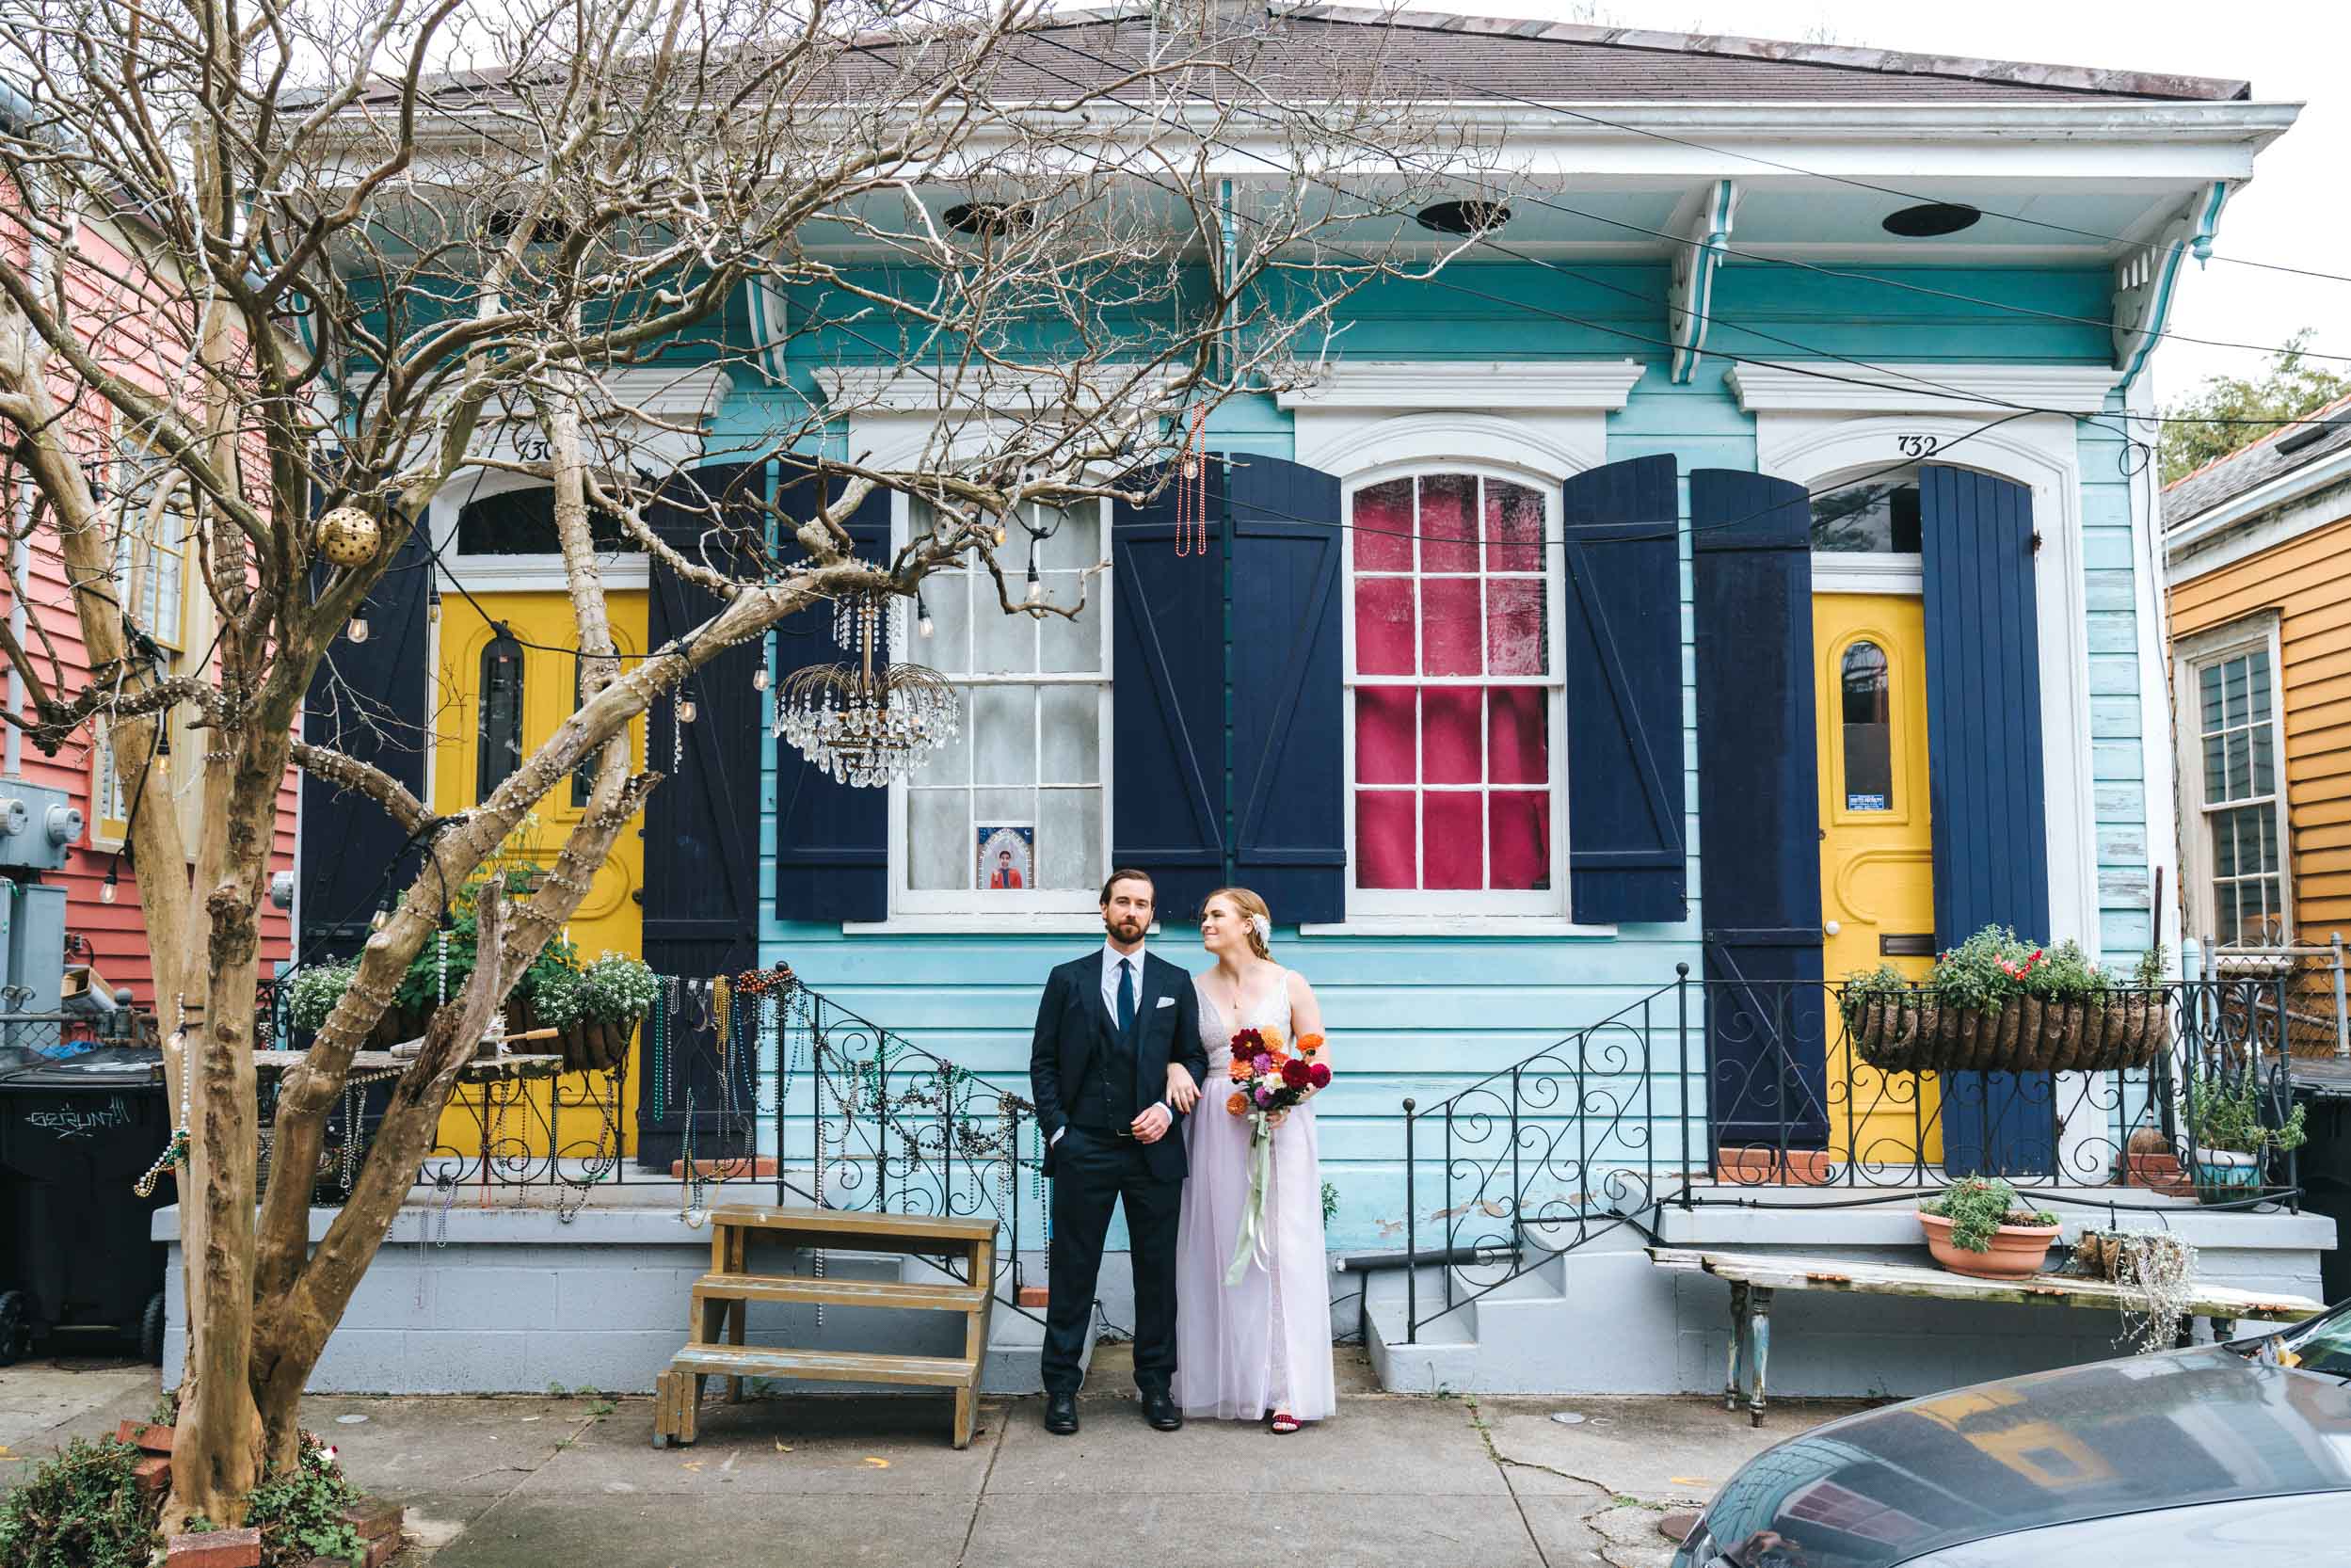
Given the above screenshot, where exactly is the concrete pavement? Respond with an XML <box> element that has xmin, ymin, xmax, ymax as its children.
<box><xmin>1</xmin><ymin>1349</ymin><xmax>1870</xmax><ymax>1566</ymax></box>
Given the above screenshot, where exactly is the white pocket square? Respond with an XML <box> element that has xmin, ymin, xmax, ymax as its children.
<box><xmin>1156</xmin><ymin>995</ymin><xmax>1176</xmax><ymax>1008</ymax></box>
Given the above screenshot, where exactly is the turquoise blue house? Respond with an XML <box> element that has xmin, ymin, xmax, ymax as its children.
<box><xmin>281</xmin><ymin>9</ymin><xmax>2334</xmax><ymax>1399</ymax></box>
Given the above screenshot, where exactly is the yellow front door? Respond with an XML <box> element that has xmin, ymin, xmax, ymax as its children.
<box><xmin>433</xmin><ymin>589</ymin><xmax>648</xmax><ymax>1160</ymax></box>
<box><xmin>1815</xmin><ymin>593</ymin><xmax>1939</xmax><ymax>1170</ymax></box>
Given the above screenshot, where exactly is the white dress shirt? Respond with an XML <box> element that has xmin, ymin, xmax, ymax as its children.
<box><xmin>1050</xmin><ymin>941</ymin><xmax>1163</xmax><ymax>1144</ymax></box>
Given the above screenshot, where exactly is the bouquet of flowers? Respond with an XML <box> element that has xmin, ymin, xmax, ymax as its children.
<box><xmin>1222</xmin><ymin>1026</ymin><xmax>1331</xmax><ymax>1285</ymax></box>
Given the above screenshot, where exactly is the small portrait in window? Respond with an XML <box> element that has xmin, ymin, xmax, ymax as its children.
<box><xmin>976</xmin><ymin>824</ymin><xmax>1033</xmax><ymax>891</ymax></box>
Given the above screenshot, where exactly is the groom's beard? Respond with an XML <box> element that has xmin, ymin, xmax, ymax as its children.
<box><xmin>1106</xmin><ymin>915</ymin><xmax>1146</xmax><ymax>945</ymax></box>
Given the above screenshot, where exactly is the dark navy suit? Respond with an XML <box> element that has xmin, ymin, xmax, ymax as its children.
<box><xmin>1029</xmin><ymin>948</ymin><xmax>1208</xmax><ymax>1395</ymax></box>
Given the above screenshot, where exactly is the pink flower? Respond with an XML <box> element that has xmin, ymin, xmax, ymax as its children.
<box><xmin>1307</xmin><ymin>1063</ymin><xmax>1331</xmax><ymax>1089</ymax></box>
<box><xmin>1255</xmin><ymin>1084</ymin><xmax>1275</xmax><ymax>1108</ymax></box>
<box><xmin>1252</xmin><ymin>1053</ymin><xmax>1274</xmax><ymax>1074</ymax></box>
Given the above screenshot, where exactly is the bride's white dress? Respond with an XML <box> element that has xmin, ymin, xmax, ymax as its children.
<box><xmin>1173</xmin><ymin>968</ymin><xmax>1336</xmax><ymax>1423</ymax></box>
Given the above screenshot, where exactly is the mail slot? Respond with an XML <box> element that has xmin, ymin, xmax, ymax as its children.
<box><xmin>1879</xmin><ymin>933</ymin><xmax>1936</xmax><ymax>957</ymax></box>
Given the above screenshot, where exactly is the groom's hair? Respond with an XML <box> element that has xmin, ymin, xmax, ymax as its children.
<box><xmin>1099</xmin><ymin>868</ymin><xmax>1155</xmax><ymax>904</ymax></box>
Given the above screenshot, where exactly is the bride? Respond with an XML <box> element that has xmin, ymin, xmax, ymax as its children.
<box><xmin>1165</xmin><ymin>887</ymin><xmax>1336</xmax><ymax>1432</ymax></box>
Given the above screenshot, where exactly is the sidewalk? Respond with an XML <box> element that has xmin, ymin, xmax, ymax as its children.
<box><xmin>2</xmin><ymin>1349</ymin><xmax>1867</xmax><ymax>1567</ymax></box>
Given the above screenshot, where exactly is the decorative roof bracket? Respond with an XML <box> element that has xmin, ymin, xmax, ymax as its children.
<box><xmin>1668</xmin><ymin>179</ymin><xmax>1741</xmax><ymax>386</ymax></box>
<box><xmin>2113</xmin><ymin>181</ymin><xmax>2233</xmax><ymax>389</ymax></box>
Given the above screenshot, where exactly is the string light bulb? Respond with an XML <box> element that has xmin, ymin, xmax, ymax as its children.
<box><xmin>100</xmin><ymin>867</ymin><xmax>118</xmax><ymax>904</ymax></box>
<box><xmin>677</xmin><ymin>696</ymin><xmax>697</xmax><ymax>725</ymax></box>
<box><xmin>751</xmin><ymin>665</ymin><xmax>769</xmax><ymax>692</ymax></box>
<box><xmin>369</xmin><ymin>899</ymin><xmax>392</xmax><ymax>933</ymax></box>
<box><xmin>1024</xmin><ymin>559</ymin><xmax>1043</xmax><ymax>604</ymax></box>
<box><xmin>346</xmin><ymin>616</ymin><xmax>370</xmax><ymax>645</ymax></box>
<box><xmin>917</xmin><ymin>595</ymin><xmax>935</xmax><ymax>639</ymax></box>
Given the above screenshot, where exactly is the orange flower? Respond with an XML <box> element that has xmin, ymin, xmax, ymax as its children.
<box><xmin>1228</xmin><ymin>1056</ymin><xmax>1252</xmax><ymax>1080</ymax></box>
<box><xmin>1225</xmin><ymin>1091</ymin><xmax>1250</xmax><ymax>1117</ymax></box>
<box><xmin>1299</xmin><ymin>1032</ymin><xmax>1325</xmax><ymax>1056</ymax></box>
<box><xmin>1262</xmin><ymin>1028</ymin><xmax>1285</xmax><ymax>1053</ymax></box>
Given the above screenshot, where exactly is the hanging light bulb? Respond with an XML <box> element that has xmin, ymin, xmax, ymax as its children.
<box><xmin>677</xmin><ymin>696</ymin><xmax>698</xmax><ymax>725</ymax></box>
<box><xmin>369</xmin><ymin>900</ymin><xmax>392</xmax><ymax>933</ymax></box>
<box><xmin>100</xmin><ymin>868</ymin><xmax>119</xmax><ymax>904</ymax></box>
<box><xmin>1024</xmin><ymin>559</ymin><xmax>1043</xmax><ymax>604</ymax></box>
<box><xmin>752</xmin><ymin>664</ymin><xmax>769</xmax><ymax>692</ymax></box>
<box><xmin>917</xmin><ymin>594</ymin><xmax>935</xmax><ymax>639</ymax></box>
<box><xmin>346</xmin><ymin>616</ymin><xmax>371</xmax><ymax>645</ymax></box>
<box><xmin>991</xmin><ymin>523</ymin><xmax>1006</xmax><ymax>547</ymax></box>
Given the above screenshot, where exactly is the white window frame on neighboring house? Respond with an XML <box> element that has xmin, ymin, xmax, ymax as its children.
<box><xmin>885</xmin><ymin>494</ymin><xmax>1113</xmax><ymax>919</ymax></box>
<box><xmin>92</xmin><ymin>432</ymin><xmax>200</xmax><ymax>854</ymax></box>
<box><xmin>2175</xmin><ymin>614</ymin><xmax>2292</xmax><ymax>949</ymax></box>
<box><xmin>1339</xmin><ymin>464</ymin><xmax>1569</xmax><ymax>920</ymax></box>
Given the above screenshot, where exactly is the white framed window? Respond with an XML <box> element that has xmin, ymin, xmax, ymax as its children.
<box><xmin>1343</xmin><ymin>469</ymin><xmax>1564</xmax><ymax>917</ymax></box>
<box><xmin>1808</xmin><ymin>467</ymin><xmax>1924</xmax><ymax>596</ymax></box>
<box><xmin>2177</xmin><ymin>616</ymin><xmax>2290</xmax><ymax>948</ymax></box>
<box><xmin>91</xmin><ymin>436</ymin><xmax>200</xmax><ymax>851</ymax></box>
<box><xmin>2172</xmin><ymin>620</ymin><xmax>2285</xmax><ymax>950</ymax></box>
<box><xmin>889</xmin><ymin>498</ymin><xmax>1112</xmax><ymax>915</ymax></box>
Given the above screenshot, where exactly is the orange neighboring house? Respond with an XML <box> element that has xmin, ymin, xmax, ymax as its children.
<box><xmin>0</xmin><ymin>200</ymin><xmax>297</xmax><ymax>1010</ymax></box>
<box><xmin>2164</xmin><ymin>393</ymin><xmax>2351</xmax><ymax>954</ymax></box>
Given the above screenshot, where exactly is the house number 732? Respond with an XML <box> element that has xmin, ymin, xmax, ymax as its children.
<box><xmin>1895</xmin><ymin>433</ymin><xmax>1940</xmax><ymax>458</ymax></box>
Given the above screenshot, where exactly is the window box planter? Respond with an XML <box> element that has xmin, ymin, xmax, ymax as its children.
<box><xmin>1851</xmin><ymin>993</ymin><xmax>2167</xmax><ymax>1075</ymax></box>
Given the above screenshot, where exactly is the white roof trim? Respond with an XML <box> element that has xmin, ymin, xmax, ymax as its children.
<box><xmin>815</xmin><ymin>365</ymin><xmax>1183</xmax><ymax>416</ymax></box>
<box><xmin>1275</xmin><ymin>359</ymin><xmax>1645</xmax><ymax>412</ymax></box>
<box><xmin>1728</xmin><ymin>361</ymin><xmax>2119</xmax><ymax>415</ymax></box>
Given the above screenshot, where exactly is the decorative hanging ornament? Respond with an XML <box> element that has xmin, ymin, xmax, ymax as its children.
<box><xmin>778</xmin><ymin>586</ymin><xmax>957</xmax><ymax>789</ymax></box>
<box><xmin>312</xmin><ymin>506</ymin><xmax>383</xmax><ymax>568</ymax></box>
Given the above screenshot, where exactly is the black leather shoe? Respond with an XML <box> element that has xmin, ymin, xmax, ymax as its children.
<box><xmin>1044</xmin><ymin>1393</ymin><xmax>1080</xmax><ymax>1435</ymax></box>
<box><xmin>1142</xmin><ymin>1390</ymin><xmax>1182</xmax><ymax>1432</ymax></box>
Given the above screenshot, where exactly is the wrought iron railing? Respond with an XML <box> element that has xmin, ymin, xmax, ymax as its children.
<box><xmin>284</xmin><ymin>973</ymin><xmax>1046</xmax><ymax>1311</ymax></box>
<box><xmin>1399</xmin><ymin>972</ymin><xmax>2306</xmax><ymax>1341</ymax></box>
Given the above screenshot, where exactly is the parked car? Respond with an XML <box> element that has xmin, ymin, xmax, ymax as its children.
<box><xmin>1674</xmin><ymin>1304</ymin><xmax>2351</xmax><ymax>1566</ymax></box>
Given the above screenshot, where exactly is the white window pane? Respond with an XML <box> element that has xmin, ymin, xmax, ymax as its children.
<box><xmin>2199</xmin><ymin>664</ymin><xmax>2223</xmax><ymax>731</ymax></box>
<box><xmin>1038</xmin><ymin>789</ymin><xmax>1102</xmax><ymax>890</ymax></box>
<box><xmin>1038</xmin><ymin>575</ymin><xmax>1100</xmax><ymax>674</ymax></box>
<box><xmin>908</xmin><ymin>789</ymin><xmax>968</xmax><ymax>890</ymax></box>
<box><xmin>972</xmin><ymin>592</ymin><xmax>1034</xmax><ymax>675</ymax></box>
<box><xmin>922</xmin><ymin>569</ymin><xmax>972</xmax><ymax>676</ymax></box>
<box><xmin>1038</xmin><ymin>504</ymin><xmax>1100</xmax><ymax>570</ymax></box>
<box><xmin>905</xmin><ymin>689</ymin><xmax>970</xmax><ymax>786</ymax></box>
<box><xmin>154</xmin><ymin>539</ymin><xmax>184</xmax><ymax>645</ymax></box>
<box><xmin>1039</xmin><ymin>686</ymin><xmax>1100</xmax><ymax>784</ymax></box>
<box><xmin>972</xmin><ymin>686</ymin><xmax>1036</xmax><ymax>786</ymax></box>
<box><xmin>2224</xmin><ymin>656</ymin><xmax>2248</xmax><ymax>728</ymax></box>
<box><xmin>2250</xmin><ymin>651</ymin><xmax>2273</xmax><ymax>723</ymax></box>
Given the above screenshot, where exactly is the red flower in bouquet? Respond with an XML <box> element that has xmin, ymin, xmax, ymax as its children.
<box><xmin>1308</xmin><ymin>1063</ymin><xmax>1331</xmax><ymax>1089</ymax></box>
<box><xmin>1281</xmin><ymin>1058</ymin><xmax>1311</xmax><ymax>1089</ymax></box>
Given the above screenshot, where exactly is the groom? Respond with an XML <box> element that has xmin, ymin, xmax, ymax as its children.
<box><xmin>1029</xmin><ymin>867</ymin><xmax>1208</xmax><ymax>1435</ymax></box>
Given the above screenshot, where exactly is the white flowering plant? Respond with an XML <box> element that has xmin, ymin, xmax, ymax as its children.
<box><xmin>581</xmin><ymin>953</ymin><xmax>658</xmax><ymax>1023</ymax></box>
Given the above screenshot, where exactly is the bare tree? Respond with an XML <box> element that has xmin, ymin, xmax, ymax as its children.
<box><xmin>0</xmin><ymin>0</ymin><xmax>1495</xmax><ymax>1527</ymax></box>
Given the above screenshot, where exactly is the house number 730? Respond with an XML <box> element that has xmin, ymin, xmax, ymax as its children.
<box><xmin>1895</xmin><ymin>433</ymin><xmax>1940</xmax><ymax>458</ymax></box>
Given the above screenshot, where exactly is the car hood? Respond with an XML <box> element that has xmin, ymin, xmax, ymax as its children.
<box><xmin>1690</xmin><ymin>1348</ymin><xmax>2351</xmax><ymax>1568</ymax></box>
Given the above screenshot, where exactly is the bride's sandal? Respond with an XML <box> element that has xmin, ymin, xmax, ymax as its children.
<box><xmin>1270</xmin><ymin>1410</ymin><xmax>1301</xmax><ymax>1434</ymax></box>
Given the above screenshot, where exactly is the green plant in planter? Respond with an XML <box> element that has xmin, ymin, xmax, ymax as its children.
<box><xmin>580</xmin><ymin>952</ymin><xmax>657</xmax><ymax>1023</ymax></box>
<box><xmin>1842</xmin><ymin>925</ymin><xmax>2121</xmax><ymax>1026</ymax></box>
<box><xmin>0</xmin><ymin>1436</ymin><xmax>157</xmax><ymax>1568</ymax></box>
<box><xmin>1919</xmin><ymin>1176</ymin><xmax>2057</xmax><ymax>1253</ymax></box>
<box><xmin>288</xmin><ymin>960</ymin><xmax>360</xmax><ymax>1034</ymax></box>
<box><xmin>2190</xmin><ymin>1064</ymin><xmax>2307</xmax><ymax>1159</ymax></box>
<box><xmin>244</xmin><ymin>1433</ymin><xmax>364</xmax><ymax>1568</ymax></box>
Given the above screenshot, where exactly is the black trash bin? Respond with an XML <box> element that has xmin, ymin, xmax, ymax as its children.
<box><xmin>0</xmin><ymin>1025</ymin><xmax>171</xmax><ymax>1364</ymax></box>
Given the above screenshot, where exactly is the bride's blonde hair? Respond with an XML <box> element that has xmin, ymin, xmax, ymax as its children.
<box><xmin>1204</xmin><ymin>886</ymin><xmax>1273</xmax><ymax>961</ymax></box>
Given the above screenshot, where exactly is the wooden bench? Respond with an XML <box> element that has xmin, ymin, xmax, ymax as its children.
<box><xmin>651</xmin><ymin>1205</ymin><xmax>999</xmax><ymax>1450</ymax></box>
<box><xmin>1648</xmin><ymin>1245</ymin><xmax>2325</xmax><ymax>1429</ymax></box>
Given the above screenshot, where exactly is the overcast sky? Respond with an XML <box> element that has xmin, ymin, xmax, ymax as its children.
<box><xmin>1421</xmin><ymin>0</ymin><xmax>2347</xmax><ymax>405</ymax></box>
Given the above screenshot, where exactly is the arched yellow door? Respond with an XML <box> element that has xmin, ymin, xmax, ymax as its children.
<box><xmin>433</xmin><ymin>587</ymin><xmax>648</xmax><ymax>1161</ymax></box>
<box><xmin>1815</xmin><ymin>593</ymin><xmax>1941</xmax><ymax>1171</ymax></box>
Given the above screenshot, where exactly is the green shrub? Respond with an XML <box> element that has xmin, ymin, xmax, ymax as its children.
<box><xmin>1920</xmin><ymin>1176</ymin><xmax>2057</xmax><ymax>1252</ymax></box>
<box><xmin>580</xmin><ymin>953</ymin><xmax>656</xmax><ymax>1022</ymax></box>
<box><xmin>0</xmin><ymin>1437</ymin><xmax>158</xmax><ymax>1568</ymax></box>
<box><xmin>245</xmin><ymin>1436</ymin><xmax>363</xmax><ymax>1568</ymax></box>
<box><xmin>2191</xmin><ymin>1065</ymin><xmax>2308</xmax><ymax>1158</ymax></box>
<box><xmin>1843</xmin><ymin>924</ymin><xmax>2151</xmax><ymax>1026</ymax></box>
<box><xmin>288</xmin><ymin>961</ymin><xmax>361</xmax><ymax>1033</ymax></box>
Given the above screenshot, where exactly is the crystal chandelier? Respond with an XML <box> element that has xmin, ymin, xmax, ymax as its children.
<box><xmin>776</xmin><ymin>587</ymin><xmax>958</xmax><ymax>788</ymax></box>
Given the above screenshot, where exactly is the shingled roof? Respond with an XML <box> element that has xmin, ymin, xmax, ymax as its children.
<box><xmin>377</xmin><ymin>6</ymin><xmax>2254</xmax><ymax>113</ymax></box>
<box><xmin>2166</xmin><ymin>392</ymin><xmax>2351</xmax><ymax>529</ymax></box>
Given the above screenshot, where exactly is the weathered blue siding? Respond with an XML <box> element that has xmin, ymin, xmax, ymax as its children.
<box><xmin>740</xmin><ymin>261</ymin><xmax>2161</xmax><ymax>1249</ymax></box>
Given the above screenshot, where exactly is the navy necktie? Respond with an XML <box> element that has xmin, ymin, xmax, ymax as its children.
<box><xmin>1116</xmin><ymin>957</ymin><xmax>1136</xmax><ymax>1036</ymax></box>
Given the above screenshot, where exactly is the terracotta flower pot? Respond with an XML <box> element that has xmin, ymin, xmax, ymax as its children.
<box><xmin>1918</xmin><ymin>1209</ymin><xmax>2061</xmax><ymax>1280</ymax></box>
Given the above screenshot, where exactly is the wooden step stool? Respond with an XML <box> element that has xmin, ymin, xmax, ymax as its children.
<box><xmin>651</xmin><ymin>1205</ymin><xmax>1000</xmax><ymax>1450</ymax></box>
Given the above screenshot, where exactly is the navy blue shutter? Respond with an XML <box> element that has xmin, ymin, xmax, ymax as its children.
<box><xmin>772</xmin><ymin>466</ymin><xmax>893</xmax><ymax>923</ymax></box>
<box><xmin>1559</xmin><ymin>456</ymin><xmax>1687</xmax><ymax>923</ymax></box>
<box><xmin>1112</xmin><ymin>463</ymin><xmax>1226</xmax><ymax>923</ymax></box>
<box><xmin>1921</xmin><ymin>463</ymin><xmax>2052</xmax><ymax>1177</ymax></box>
<box><xmin>1690</xmin><ymin>470</ymin><xmax>1827</xmax><ymax>1151</ymax></box>
<box><xmin>1228</xmin><ymin>456</ymin><xmax>1346</xmax><ymax>925</ymax></box>
<box><xmin>299</xmin><ymin>522</ymin><xmax>431</xmax><ymax>953</ymax></box>
<box><xmin>643</xmin><ymin>463</ymin><xmax>762</xmax><ymax>967</ymax></box>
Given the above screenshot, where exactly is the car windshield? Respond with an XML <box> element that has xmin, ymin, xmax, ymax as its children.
<box><xmin>2276</xmin><ymin>1300</ymin><xmax>2351</xmax><ymax>1375</ymax></box>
